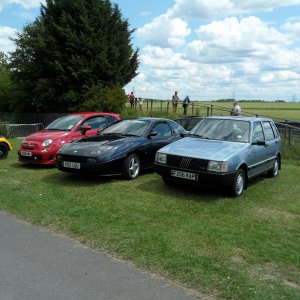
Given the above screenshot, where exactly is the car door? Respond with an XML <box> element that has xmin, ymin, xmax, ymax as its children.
<box><xmin>142</xmin><ymin>121</ymin><xmax>174</xmax><ymax>168</ymax></box>
<box><xmin>248</xmin><ymin>121</ymin><xmax>268</xmax><ymax>177</ymax></box>
<box><xmin>261</xmin><ymin>121</ymin><xmax>280</xmax><ymax>169</ymax></box>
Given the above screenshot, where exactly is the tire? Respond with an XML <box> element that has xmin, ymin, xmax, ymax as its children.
<box><xmin>230</xmin><ymin>169</ymin><xmax>245</xmax><ymax>197</ymax></box>
<box><xmin>267</xmin><ymin>157</ymin><xmax>280</xmax><ymax>178</ymax></box>
<box><xmin>0</xmin><ymin>143</ymin><xmax>9</xmax><ymax>160</ymax></box>
<box><xmin>122</xmin><ymin>154</ymin><xmax>141</xmax><ymax>180</ymax></box>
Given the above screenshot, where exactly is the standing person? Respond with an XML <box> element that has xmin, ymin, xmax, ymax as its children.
<box><xmin>231</xmin><ymin>101</ymin><xmax>241</xmax><ymax>116</ymax></box>
<box><xmin>129</xmin><ymin>91</ymin><xmax>135</xmax><ymax>109</ymax></box>
<box><xmin>182</xmin><ymin>95</ymin><xmax>190</xmax><ymax>116</ymax></box>
<box><xmin>171</xmin><ymin>91</ymin><xmax>180</xmax><ymax>113</ymax></box>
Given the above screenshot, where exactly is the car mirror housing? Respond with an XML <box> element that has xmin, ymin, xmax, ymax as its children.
<box><xmin>148</xmin><ymin>131</ymin><xmax>158</xmax><ymax>138</ymax></box>
<box><xmin>252</xmin><ymin>140</ymin><xmax>266</xmax><ymax>146</ymax></box>
<box><xmin>81</xmin><ymin>125</ymin><xmax>92</xmax><ymax>135</ymax></box>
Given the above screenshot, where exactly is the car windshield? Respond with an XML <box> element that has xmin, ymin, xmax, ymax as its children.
<box><xmin>45</xmin><ymin>115</ymin><xmax>83</xmax><ymax>131</ymax></box>
<box><xmin>100</xmin><ymin>119</ymin><xmax>151</xmax><ymax>137</ymax></box>
<box><xmin>190</xmin><ymin>118</ymin><xmax>250</xmax><ymax>143</ymax></box>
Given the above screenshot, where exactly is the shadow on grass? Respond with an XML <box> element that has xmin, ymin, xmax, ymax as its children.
<box><xmin>10</xmin><ymin>162</ymin><xmax>56</xmax><ymax>170</ymax></box>
<box><xmin>136</xmin><ymin>177</ymin><xmax>225</xmax><ymax>202</ymax></box>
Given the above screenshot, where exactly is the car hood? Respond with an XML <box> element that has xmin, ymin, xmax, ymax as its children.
<box><xmin>23</xmin><ymin>130</ymin><xmax>70</xmax><ymax>142</ymax></box>
<box><xmin>158</xmin><ymin>137</ymin><xmax>249</xmax><ymax>161</ymax></box>
<box><xmin>58</xmin><ymin>134</ymin><xmax>144</xmax><ymax>157</ymax></box>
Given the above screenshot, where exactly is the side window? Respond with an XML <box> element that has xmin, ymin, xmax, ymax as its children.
<box><xmin>152</xmin><ymin>123</ymin><xmax>172</xmax><ymax>137</ymax></box>
<box><xmin>252</xmin><ymin>122</ymin><xmax>264</xmax><ymax>142</ymax></box>
<box><xmin>81</xmin><ymin>117</ymin><xmax>108</xmax><ymax>129</ymax></box>
<box><xmin>262</xmin><ymin>121</ymin><xmax>275</xmax><ymax>141</ymax></box>
<box><xmin>270</xmin><ymin>122</ymin><xmax>279</xmax><ymax>138</ymax></box>
<box><xmin>107</xmin><ymin>116</ymin><xmax>118</xmax><ymax>124</ymax></box>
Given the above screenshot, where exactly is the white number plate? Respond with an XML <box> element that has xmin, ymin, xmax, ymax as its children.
<box><xmin>21</xmin><ymin>151</ymin><xmax>32</xmax><ymax>157</ymax></box>
<box><xmin>171</xmin><ymin>170</ymin><xmax>198</xmax><ymax>181</ymax></box>
<box><xmin>63</xmin><ymin>161</ymin><xmax>81</xmax><ymax>169</ymax></box>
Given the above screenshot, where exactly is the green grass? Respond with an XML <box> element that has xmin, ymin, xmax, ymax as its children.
<box><xmin>1</xmin><ymin>139</ymin><xmax>300</xmax><ymax>299</ymax></box>
<box><xmin>130</xmin><ymin>100</ymin><xmax>300</xmax><ymax>121</ymax></box>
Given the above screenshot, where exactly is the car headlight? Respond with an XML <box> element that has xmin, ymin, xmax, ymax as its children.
<box><xmin>91</xmin><ymin>145</ymin><xmax>115</xmax><ymax>155</ymax></box>
<box><xmin>42</xmin><ymin>139</ymin><xmax>53</xmax><ymax>147</ymax></box>
<box><xmin>207</xmin><ymin>161</ymin><xmax>228</xmax><ymax>172</ymax></box>
<box><xmin>155</xmin><ymin>152</ymin><xmax>167</xmax><ymax>164</ymax></box>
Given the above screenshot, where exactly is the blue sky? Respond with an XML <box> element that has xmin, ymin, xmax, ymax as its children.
<box><xmin>1</xmin><ymin>0</ymin><xmax>300</xmax><ymax>101</ymax></box>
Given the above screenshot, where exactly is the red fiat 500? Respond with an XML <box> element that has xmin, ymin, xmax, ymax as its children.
<box><xmin>18</xmin><ymin>112</ymin><xmax>120</xmax><ymax>164</ymax></box>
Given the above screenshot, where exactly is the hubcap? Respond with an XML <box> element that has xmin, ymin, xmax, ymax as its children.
<box><xmin>129</xmin><ymin>157</ymin><xmax>139</xmax><ymax>178</ymax></box>
<box><xmin>273</xmin><ymin>160</ymin><xmax>279</xmax><ymax>175</ymax></box>
<box><xmin>236</xmin><ymin>174</ymin><xmax>244</xmax><ymax>195</ymax></box>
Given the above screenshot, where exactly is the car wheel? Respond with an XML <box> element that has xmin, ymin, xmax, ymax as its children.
<box><xmin>267</xmin><ymin>157</ymin><xmax>279</xmax><ymax>177</ymax></box>
<box><xmin>123</xmin><ymin>154</ymin><xmax>141</xmax><ymax>180</ymax></box>
<box><xmin>0</xmin><ymin>143</ymin><xmax>9</xmax><ymax>160</ymax></box>
<box><xmin>230</xmin><ymin>169</ymin><xmax>245</xmax><ymax>197</ymax></box>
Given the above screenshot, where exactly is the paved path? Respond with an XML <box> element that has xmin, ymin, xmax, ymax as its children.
<box><xmin>0</xmin><ymin>212</ymin><xmax>200</xmax><ymax>300</ymax></box>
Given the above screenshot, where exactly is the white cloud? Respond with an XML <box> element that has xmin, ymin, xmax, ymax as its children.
<box><xmin>136</xmin><ymin>14</ymin><xmax>191</xmax><ymax>48</ymax></box>
<box><xmin>0</xmin><ymin>26</ymin><xmax>18</xmax><ymax>52</ymax></box>
<box><xmin>186</xmin><ymin>17</ymin><xmax>293</xmax><ymax>64</ymax></box>
<box><xmin>0</xmin><ymin>0</ymin><xmax>43</xmax><ymax>11</ymax></box>
<box><xmin>170</xmin><ymin>0</ymin><xmax>300</xmax><ymax>19</ymax></box>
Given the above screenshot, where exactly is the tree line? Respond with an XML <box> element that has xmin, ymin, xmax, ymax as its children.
<box><xmin>0</xmin><ymin>0</ymin><xmax>139</xmax><ymax>113</ymax></box>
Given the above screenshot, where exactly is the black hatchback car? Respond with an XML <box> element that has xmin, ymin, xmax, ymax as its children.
<box><xmin>56</xmin><ymin>118</ymin><xmax>187</xmax><ymax>179</ymax></box>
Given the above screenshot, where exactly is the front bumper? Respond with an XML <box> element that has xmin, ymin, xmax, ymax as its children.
<box><xmin>154</xmin><ymin>163</ymin><xmax>237</xmax><ymax>188</ymax></box>
<box><xmin>55</xmin><ymin>157</ymin><xmax>124</xmax><ymax>176</ymax></box>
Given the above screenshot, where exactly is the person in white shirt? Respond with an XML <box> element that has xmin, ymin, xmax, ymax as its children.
<box><xmin>231</xmin><ymin>101</ymin><xmax>241</xmax><ymax>116</ymax></box>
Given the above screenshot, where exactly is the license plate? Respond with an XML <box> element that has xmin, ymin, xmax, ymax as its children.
<box><xmin>63</xmin><ymin>161</ymin><xmax>81</xmax><ymax>169</ymax></box>
<box><xmin>171</xmin><ymin>170</ymin><xmax>198</xmax><ymax>181</ymax></box>
<box><xmin>21</xmin><ymin>151</ymin><xmax>32</xmax><ymax>157</ymax></box>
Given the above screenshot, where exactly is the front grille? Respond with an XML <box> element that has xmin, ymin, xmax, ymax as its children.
<box><xmin>60</xmin><ymin>155</ymin><xmax>89</xmax><ymax>163</ymax></box>
<box><xmin>167</xmin><ymin>155</ymin><xmax>208</xmax><ymax>171</ymax></box>
<box><xmin>19</xmin><ymin>154</ymin><xmax>42</xmax><ymax>162</ymax></box>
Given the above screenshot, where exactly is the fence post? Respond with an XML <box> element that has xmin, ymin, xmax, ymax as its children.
<box><xmin>192</xmin><ymin>103</ymin><xmax>194</xmax><ymax>115</ymax></box>
<box><xmin>160</xmin><ymin>101</ymin><xmax>163</xmax><ymax>112</ymax></box>
<box><xmin>150</xmin><ymin>99</ymin><xmax>153</xmax><ymax>116</ymax></box>
<box><xmin>167</xmin><ymin>102</ymin><xmax>169</xmax><ymax>114</ymax></box>
<box><xmin>206</xmin><ymin>107</ymin><xmax>210</xmax><ymax>116</ymax></box>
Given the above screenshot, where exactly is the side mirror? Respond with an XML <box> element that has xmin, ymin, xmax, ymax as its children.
<box><xmin>252</xmin><ymin>140</ymin><xmax>266</xmax><ymax>146</ymax></box>
<box><xmin>180</xmin><ymin>132</ymin><xmax>188</xmax><ymax>137</ymax></box>
<box><xmin>148</xmin><ymin>131</ymin><xmax>158</xmax><ymax>138</ymax></box>
<box><xmin>81</xmin><ymin>125</ymin><xmax>92</xmax><ymax>135</ymax></box>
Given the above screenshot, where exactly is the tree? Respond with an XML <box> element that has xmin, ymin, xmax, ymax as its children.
<box><xmin>10</xmin><ymin>0</ymin><xmax>139</xmax><ymax>113</ymax></box>
<box><xmin>0</xmin><ymin>52</ymin><xmax>19</xmax><ymax>112</ymax></box>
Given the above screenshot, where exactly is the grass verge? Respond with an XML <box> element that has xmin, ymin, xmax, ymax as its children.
<box><xmin>0</xmin><ymin>139</ymin><xmax>299</xmax><ymax>299</ymax></box>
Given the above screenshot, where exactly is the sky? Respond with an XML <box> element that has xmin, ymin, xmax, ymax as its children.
<box><xmin>1</xmin><ymin>1</ymin><xmax>300</xmax><ymax>101</ymax></box>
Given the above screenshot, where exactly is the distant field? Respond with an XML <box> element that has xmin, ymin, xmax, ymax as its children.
<box><xmin>136</xmin><ymin>100</ymin><xmax>300</xmax><ymax>121</ymax></box>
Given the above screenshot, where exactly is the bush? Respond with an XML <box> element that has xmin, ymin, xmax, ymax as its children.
<box><xmin>0</xmin><ymin>122</ymin><xmax>8</xmax><ymax>136</ymax></box>
<box><xmin>80</xmin><ymin>85</ymin><xmax>128</xmax><ymax>113</ymax></box>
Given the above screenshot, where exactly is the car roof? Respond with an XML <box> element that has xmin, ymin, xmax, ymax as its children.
<box><xmin>205</xmin><ymin>116</ymin><xmax>273</xmax><ymax>122</ymax></box>
<box><xmin>123</xmin><ymin>117</ymin><xmax>175</xmax><ymax>121</ymax></box>
<box><xmin>68</xmin><ymin>112</ymin><xmax>120</xmax><ymax>118</ymax></box>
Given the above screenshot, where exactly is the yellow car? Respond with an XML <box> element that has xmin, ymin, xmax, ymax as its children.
<box><xmin>0</xmin><ymin>136</ymin><xmax>12</xmax><ymax>160</ymax></box>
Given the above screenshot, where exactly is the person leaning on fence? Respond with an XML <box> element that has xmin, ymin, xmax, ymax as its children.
<box><xmin>172</xmin><ymin>91</ymin><xmax>180</xmax><ymax>113</ymax></box>
<box><xmin>231</xmin><ymin>101</ymin><xmax>241</xmax><ymax>116</ymax></box>
<box><xmin>182</xmin><ymin>95</ymin><xmax>190</xmax><ymax>116</ymax></box>
<box><xmin>129</xmin><ymin>92</ymin><xmax>135</xmax><ymax>108</ymax></box>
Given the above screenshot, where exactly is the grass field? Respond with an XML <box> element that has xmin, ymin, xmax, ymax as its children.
<box><xmin>0</xmin><ymin>139</ymin><xmax>299</xmax><ymax>300</ymax></box>
<box><xmin>130</xmin><ymin>100</ymin><xmax>300</xmax><ymax>122</ymax></box>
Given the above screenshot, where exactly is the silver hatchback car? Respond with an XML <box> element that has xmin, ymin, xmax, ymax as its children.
<box><xmin>155</xmin><ymin>117</ymin><xmax>282</xmax><ymax>197</ymax></box>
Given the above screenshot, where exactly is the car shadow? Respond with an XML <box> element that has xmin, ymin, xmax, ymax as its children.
<box><xmin>137</xmin><ymin>177</ymin><xmax>225</xmax><ymax>202</ymax></box>
<box><xmin>10</xmin><ymin>162</ymin><xmax>56</xmax><ymax>170</ymax></box>
<box><xmin>43</xmin><ymin>172</ymin><xmax>117</xmax><ymax>187</ymax></box>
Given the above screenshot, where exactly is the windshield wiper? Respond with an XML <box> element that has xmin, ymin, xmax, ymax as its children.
<box><xmin>120</xmin><ymin>133</ymin><xmax>139</xmax><ymax>137</ymax></box>
<box><xmin>188</xmin><ymin>133</ymin><xmax>210</xmax><ymax>139</ymax></box>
